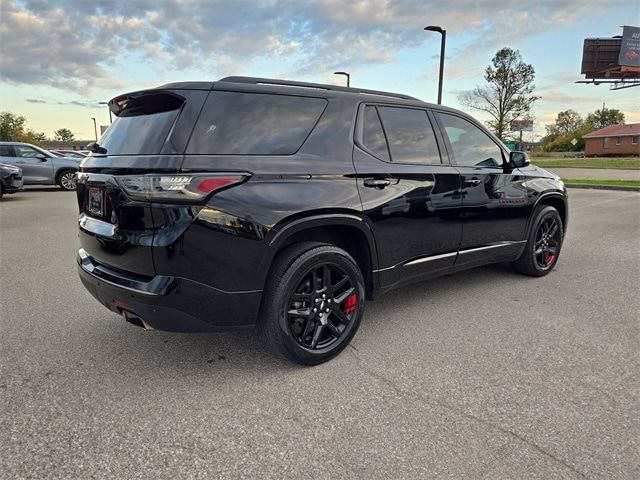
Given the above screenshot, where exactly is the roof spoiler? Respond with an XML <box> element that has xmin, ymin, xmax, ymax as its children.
<box><xmin>108</xmin><ymin>90</ymin><xmax>185</xmax><ymax>117</ymax></box>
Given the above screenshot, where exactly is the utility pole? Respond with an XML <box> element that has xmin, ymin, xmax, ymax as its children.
<box><xmin>334</xmin><ymin>71</ymin><xmax>350</xmax><ymax>87</ymax></box>
<box><xmin>91</xmin><ymin>117</ymin><xmax>97</xmax><ymax>141</ymax></box>
<box><xmin>424</xmin><ymin>26</ymin><xmax>446</xmax><ymax>104</ymax></box>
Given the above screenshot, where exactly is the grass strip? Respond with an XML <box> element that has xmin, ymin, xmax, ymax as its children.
<box><xmin>532</xmin><ymin>157</ymin><xmax>640</xmax><ymax>169</ymax></box>
<box><xmin>562</xmin><ymin>179</ymin><xmax>640</xmax><ymax>188</ymax></box>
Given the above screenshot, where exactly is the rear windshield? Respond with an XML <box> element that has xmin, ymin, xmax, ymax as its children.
<box><xmin>187</xmin><ymin>91</ymin><xmax>327</xmax><ymax>155</ymax></box>
<box><xmin>99</xmin><ymin>92</ymin><xmax>183</xmax><ymax>155</ymax></box>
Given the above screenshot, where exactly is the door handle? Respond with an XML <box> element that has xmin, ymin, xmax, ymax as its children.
<box><xmin>463</xmin><ymin>177</ymin><xmax>482</xmax><ymax>187</ymax></box>
<box><xmin>363</xmin><ymin>178</ymin><xmax>391</xmax><ymax>189</ymax></box>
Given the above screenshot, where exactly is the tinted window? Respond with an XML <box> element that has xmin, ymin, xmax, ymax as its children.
<box><xmin>361</xmin><ymin>106</ymin><xmax>390</xmax><ymax>161</ymax></box>
<box><xmin>187</xmin><ymin>92</ymin><xmax>327</xmax><ymax>155</ymax></box>
<box><xmin>15</xmin><ymin>146</ymin><xmax>41</xmax><ymax>157</ymax></box>
<box><xmin>438</xmin><ymin>113</ymin><xmax>504</xmax><ymax>168</ymax></box>
<box><xmin>99</xmin><ymin>93</ymin><xmax>183</xmax><ymax>155</ymax></box>
<box><xmin>0</xmin><ymin>145</ymin><xmax>14</xmax><ymax>157</ymax></box>
<box><xmin>377</xmin><ymin>107</ymin><xmax>440</xmax><ymax>164</ymax></box>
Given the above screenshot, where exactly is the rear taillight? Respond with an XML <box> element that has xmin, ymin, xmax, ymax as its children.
<box><xmin>115</xmin><ymin>173</ymin><xmax>247</xmax><ymax>203</ymax></box>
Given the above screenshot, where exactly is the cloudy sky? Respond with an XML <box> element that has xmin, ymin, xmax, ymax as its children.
<box><xmin>0</xmin><ymin>0</ymin><xmax>638</xmax><ymax>139</ymax></box>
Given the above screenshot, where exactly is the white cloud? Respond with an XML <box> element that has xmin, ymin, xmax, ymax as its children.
<box><xmin>0</xmin><ymin>0</ymin><xmax>628</xmax><ymax>95</ymax></box>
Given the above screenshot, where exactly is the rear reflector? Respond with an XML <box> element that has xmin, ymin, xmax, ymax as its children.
<box><xmin>115</xmin><ymin>173</ymin><xmax>247</xmax><ymax>203</ymax></box>
<box><xmin>113</xmin><ymin>299</ymin><xmax>134</xmax><ymax>310</ymax></box>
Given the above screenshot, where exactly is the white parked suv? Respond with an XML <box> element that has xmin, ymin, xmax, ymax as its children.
<box><xmin>0</xmin><ymin>141</ymin><xmax>81</xmax><ymax>191</ymax></box>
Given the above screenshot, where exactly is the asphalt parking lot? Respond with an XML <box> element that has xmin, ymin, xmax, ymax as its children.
<box><xmin>1</xmin><ymin>187</ymin><xmax>638</xmax><ymax>479</ymax></box>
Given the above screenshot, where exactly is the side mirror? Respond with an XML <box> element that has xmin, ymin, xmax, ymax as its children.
<box><xmin>509</xmin><ymin>151</ymin><xmax>530</xmax><ymax>169</ymax></box>
<box><xmin>35</xmin><ymin>153</ymin><xmax>48</xmax><ymax>161</ymax></box>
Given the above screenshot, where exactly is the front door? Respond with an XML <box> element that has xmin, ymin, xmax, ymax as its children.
<box><xmin>354</xmin><ymin>104</ymin><xmax>462</xmax><ymax>291</ymax></box>
<box><xmin>434</xmin><ymin>111</ymin><xmax>529</xmax><ymax>267</ymax></box>
<box><xmin>12</xmin><ymin>145</ymin><xmax>55</xmax><ymax>184</ymax></box>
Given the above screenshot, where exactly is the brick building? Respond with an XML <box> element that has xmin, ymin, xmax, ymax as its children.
<box><xmin>583</xmin><ymin>123</ymin><xmax>640</xmax><ymax>156</ymax></box>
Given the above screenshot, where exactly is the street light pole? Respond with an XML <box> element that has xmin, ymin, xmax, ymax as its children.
<box><xmin>99</xmin><ymin>102</ymin><xmax>113</xmax><ymax>124</ymax></box>
<box><xmin>424</xmin><ymin>26</ymin><xmax>446</xmax><ymax>105</ymax></box>
<box><xmin>334</xmin><ymin>71</ymin><xmax>351</xmax><ymax>87</ymax></box>
<box><xmin>91</xmin><ymin>117</ymin><xmax>97</xmax><ymax>141</ymax></box>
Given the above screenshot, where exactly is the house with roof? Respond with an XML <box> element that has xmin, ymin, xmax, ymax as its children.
<box><xmin>583</xmin><ymin>123</ymin><xmax>640</xmax><ymax>156</ymax></box>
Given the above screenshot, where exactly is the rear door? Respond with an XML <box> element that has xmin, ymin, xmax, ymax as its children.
<box><xmin>434</xmin><ymin>111</ymin><xmax>529</xmax><ymax>267</ymax></box>
<box><xmin>0</xmin><ymin>144</ymin><xmax>16</xmax><ymax>165</ymax></box>
<box><xmin>353</xmin><ymin>104</ymin><xmax>462</xmax><ymax>290</ymax></box>
<box><xmin>77</xmin><ymin>89</ymin><xmax>207</xmax><ymax>277</ymax></box>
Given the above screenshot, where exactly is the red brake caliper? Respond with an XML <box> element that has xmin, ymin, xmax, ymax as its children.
<box><xmin>342</xmin><ymin>294</ymin><xmax>358</xmax><ymax>315</ymax></box>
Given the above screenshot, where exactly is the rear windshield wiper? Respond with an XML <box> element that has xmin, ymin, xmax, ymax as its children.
<box><xmin>86</xmin><ymin>142</ymin><xmax>107</xmax><ymax>154</ymax></box>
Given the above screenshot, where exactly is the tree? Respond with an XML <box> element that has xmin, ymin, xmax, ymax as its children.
<box><xmin>545</xmin><ymin>110</ymin><xmax>583</xmax><ymax>138</ymax></box>
<box><xmin>584</xmin><ymin>108</ymin><xmax>625</xmax><ymax>130</ymax></box>
<box><xmin>458</xmin><ymin>47</ymin><xmax>540</xmax><ymax>140</ymax></box>
<box><xmin>0</xmin><ymin>112</ymin><xmax>27</xmax><ymax>141</ymax></box>
<box><xmin>0</xmin><ymin>112</ymin><xmax>47</xmax><ymax>146</ymax></box>
<box><xmin>542</xmin><ymin>123</ymin><xmax>592</xmax><ymax>152</ymax></box>
<box><xmin>54</xmin><ymin>128</ymin><xmax>75</xmax><ymax>142</ymax></box>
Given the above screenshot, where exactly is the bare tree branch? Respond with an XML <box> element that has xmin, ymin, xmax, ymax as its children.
<box><xmin>458</xmin><ymin>47</ymin><xmax>540</xmax><ymax>140</ymax></box>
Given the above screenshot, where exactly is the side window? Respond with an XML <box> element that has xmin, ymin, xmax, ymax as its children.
<box><xmin>437</xmin><ymin>113</ymin><xmax>504</xmax><ymax>168</ymax></box>
<box><xmin>361</xmin><ymin>106</ymin><xmax>390</xmax><ymax>161</ymax></box>
<box><xmin>15</xmin><ymin>146</ymin><xmax>41</xmax><ymax>158</ymax></box>
<box><xmin>187</xmin><ymin>92</ymin><xmax>327</xmax><ymax>155</ymax></box>
<box><xmin>0</xmin><ymin>145</ymin><xmax>15</xmax><ymax>157</ymax></box>
<box><xmin>377</xmin><ymin>106</ymin><xmax>441</xmax><ymax>164</ymax></box>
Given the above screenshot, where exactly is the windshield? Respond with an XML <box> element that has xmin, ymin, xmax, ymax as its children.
<box><xmin>99</xmin><ymin>92</ymin><xmax>184</xmax><ymax>155</ymax></box>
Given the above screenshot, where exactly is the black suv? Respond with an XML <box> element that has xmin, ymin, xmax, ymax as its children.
<box><xmin>77</xmin><ymin>76</ymin><xmax>567</xmax><ymax>364</ymax></box>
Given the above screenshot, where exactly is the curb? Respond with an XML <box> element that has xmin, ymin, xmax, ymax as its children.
<box><xmin>565</xmin><ymin>184</ymin><xmax>640</xmax><ymax>192</ymax></box>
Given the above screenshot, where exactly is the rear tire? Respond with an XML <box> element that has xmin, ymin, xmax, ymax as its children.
<box><xmin>512</xmin><ymin>206</ymin><xmax>564</xmax><ymax>277</ymax></box>
<box><xmin>260</xmin><ymin>242</ymin><xmax>365</xmax><ymax>365</ymax></box>
<box><xmin>57</xmin><ymin>170</ymin><xmax>77</xmax><ymax>191</ymax></box>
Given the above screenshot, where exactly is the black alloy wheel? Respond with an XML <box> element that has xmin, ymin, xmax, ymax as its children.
<box><xmin>512</xmin><ymin>205</ymin><xmax>564</xmax><ymax>277</ymax></box>
<box><xmin>288</xmin><ymin>263</ymin><xmax>358</xmax><ymax>350</ymax></box>
<box><xmin>534</xmin><ymin>216</ymin><xmax>561</xmax><ymax>269</ymax></box>
<box><xmin>261</xmin><ymin>243</ymin><xmax>365</xmax><ymax>365</ymax></box>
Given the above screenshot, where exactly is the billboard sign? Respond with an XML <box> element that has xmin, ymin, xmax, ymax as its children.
<box><xmin>619</xmin><ymin>25</ymin><xmax>640</xmax><ymax>67</ymax></box>
<box><xmin>510</xmin><ymin>119</ymin><xmax>533</xmax><ymax>131</ymax></box>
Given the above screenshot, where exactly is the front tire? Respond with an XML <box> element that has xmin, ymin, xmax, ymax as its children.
<box><xmin>57</xmin><ymin>170</ymin><xmax>77</xmax><ymax>191</ymax></box>
<box><xmin>512</xmin><ymin>205</ymin><xmax>564</xmax><ymax>277</ymax></box>
<box><xmin>260</xmin><ymin>243</ymin><xmax>365</xmax><ymax>365</ymax></box>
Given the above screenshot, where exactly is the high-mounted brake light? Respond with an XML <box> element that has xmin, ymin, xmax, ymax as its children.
<box><xmin>115</xmin><ymin>173</ymin><xmax>247</xmax><ymax>203</ymax></box>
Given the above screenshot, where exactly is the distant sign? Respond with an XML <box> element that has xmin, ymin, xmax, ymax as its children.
<box><xmin>510</xmin><ymin>119</ymin><xmax>533</xmax><ymax>131</ymax></box>
<box><xmin>570</xmin><ymin>138</ymin><xmax>578</xmax><ymax>146</ymax></box>
<box><xmin>619</xmin><ymin>25</ymin><xmax>640</xmax><ymax>67</ymax></box>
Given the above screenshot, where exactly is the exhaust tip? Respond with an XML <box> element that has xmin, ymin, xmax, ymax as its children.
<box><xmin>121</xmin><ymin>311</ymin><xmax>154</xmax><ymax>331</ymax></box>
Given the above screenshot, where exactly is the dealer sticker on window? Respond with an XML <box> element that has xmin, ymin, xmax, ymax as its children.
<box><xmin>88</xmin><ymin>187</ymin><xmax>104</xmax><ymax>217</ymax></box>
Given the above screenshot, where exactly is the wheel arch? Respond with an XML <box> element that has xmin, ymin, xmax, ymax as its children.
<box><xmin>262</xmin><ymin>214</ymin><xmax>379</xmax><ymax>299</ymax></box>
<box><xmin>533</xmin><ymin>192</ymin><xmax>568</xmax><ymax>231</ymax></box>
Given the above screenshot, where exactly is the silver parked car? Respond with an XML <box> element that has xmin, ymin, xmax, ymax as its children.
<box><xmin>0</xmin><ymin>141</ymin><xmax>81</xmax><ymax>191</ymax></box>
<box><xmin>0</xmin><ymin>163</ymin><xmax>23</xmax><ymax>199</ymax></box>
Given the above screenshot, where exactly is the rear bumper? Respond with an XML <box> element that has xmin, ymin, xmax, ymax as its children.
<box><xmin>77</xmin><ymin>249</ymin><xmax>261</xmax><ymax>332</ymax></box>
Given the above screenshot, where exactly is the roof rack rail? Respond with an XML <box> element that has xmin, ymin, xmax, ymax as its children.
<box><xmin>218</xmin><ymin>76</ymin><xmax>421</xmax><ymax>101</ymax></box>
